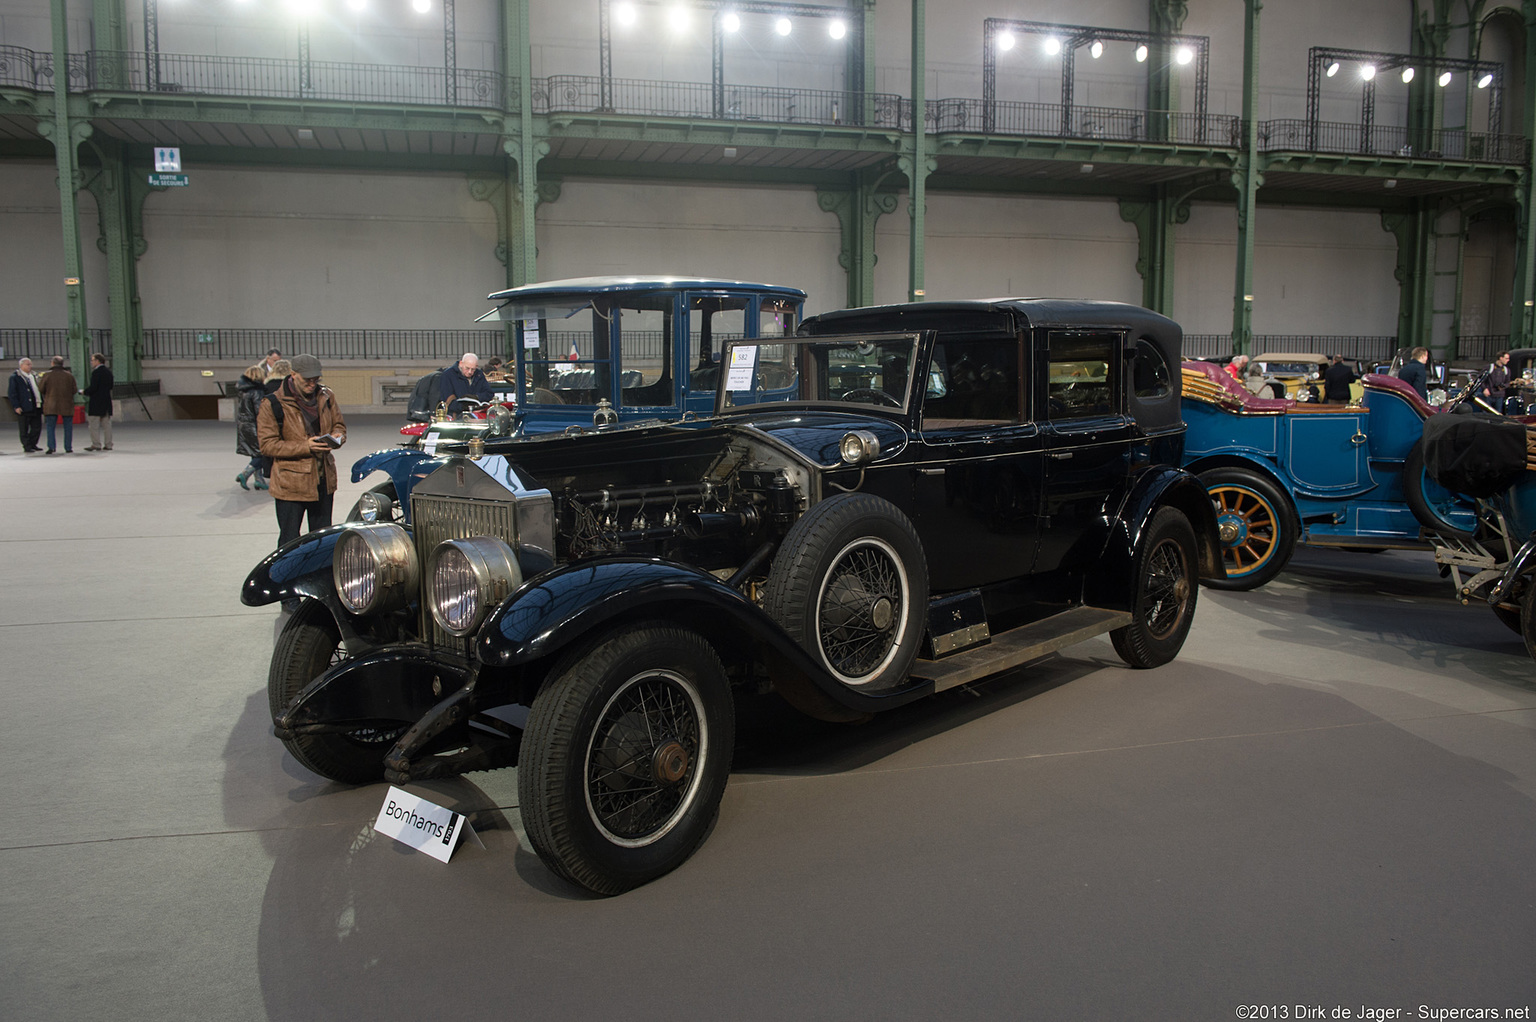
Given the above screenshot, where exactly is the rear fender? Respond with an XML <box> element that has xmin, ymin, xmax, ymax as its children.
<box><xmin>1085</xmin><ymin>467</ymin><xmax>1224</xmax><ymax>610</ymax></box>
<box><xmin>475</xmin><ymin>557</ymin><xmax>936</xmax><ymax>717</ymax></box>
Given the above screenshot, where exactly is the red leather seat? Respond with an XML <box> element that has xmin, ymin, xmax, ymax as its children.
<box><xmin>1181</xmin><ymin>361</ymin><xmax>1295</xmax><ymax>412</ymax></box>
<box><xmin>1361</xmin><ymin>373</ymin><xmax>1435</xmax><ymax>420</ymax></box>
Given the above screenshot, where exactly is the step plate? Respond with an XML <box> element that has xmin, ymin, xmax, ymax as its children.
<box><xmin>908</xmin><ymin>605</ymin><xmax>1133</xmax><ymax>693</ymax></box>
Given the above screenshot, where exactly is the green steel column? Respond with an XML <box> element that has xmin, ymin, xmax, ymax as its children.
<box><xmin>1509</xmin><ymin>0</ymin><xmax>1536</xmax><ymax>344</ymax></box>
<box><xmin>85</xmin><ymin>141</ymin><xmax>146</xmax><ymax>380</ymax></box>
<box><xmin>1230</xmin><ymin>0</ymin><xmax>1262</xmax><ymax>355</ymax></box>
<box><xmin>1148</xmin><ymin>0</ymin><xmax>1188</xmax><ymax>143</ymax></box>
<box><xmin>817</xmin><ymin>170</ymin><xmax>898</xmax><ymax>308</ymax></box>
<box><xmin>857</xmin><ymin>0</ymin><xmax>876</xmax><ymax>127</ymax></box>
<box><xmin>1119</xmin><ymin>188</ymin><xmax>1184</xmax><ymax>315</ymax></box>
<box><xmin>48</xmin><ymin>0</ymin><xmax>90</xmax><ymax>379</ymax></box>
<box><xmin>91</xmin><ymin>0</ymin><xmax>130</xmax><ymax>87</ymax></box>
<box><xmin>906</xmin><ymin>0</ymin><xmax>926</xmax><ymax>302</ymax></box>
<box><xmin>1382</xmin><ymin>206</ymin><xmax>1436</xmax><ymax>351</ymax></box>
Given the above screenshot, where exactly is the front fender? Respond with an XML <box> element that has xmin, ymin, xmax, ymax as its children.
<box><xmin>241</xmin><ymin>525</ymin><xmax>352</xmax><ymax>606</ymax></box>
<box><xmin>274</xmin><ymin>644</ymin><xmax>472</xmax><ymax>736</ymax></box>
<box><xmin>1085</xmin><ymin>467</ymin><xmax>1225</xmax><ymax>610</ymax></box>
<box><xmin>350</xmin><ymin>448</ymin><xmax>449</xmax><ymax>514</ymax></box>
<box><xmin>475</xmin><ymin>557</ymin><xmax>935</xmax><ymax>715</ymax></box>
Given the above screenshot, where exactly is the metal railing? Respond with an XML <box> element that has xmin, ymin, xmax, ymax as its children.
<box><xmin>0</xmin><ymin>44</ymin><xmax>44</xmax><ymax>90</ymax></box>
<box><xmin>141</xmin><ymin>328</ymin><xmax>509</xmax><ymax>362</ymax></box>
<box><xmin>537</xmin><ymin>75</ymin><xmax>906</xmax><ymax>129</ymax></box>
<box><xmin>1259</xmin><ymin>118</ymin><xmax>1529</xmax><ymax>165</ymax></box>
<box><xmin>1183</xmin><ymin>334</ymin><xmax>1400</xmax><ymax>362</ymax></box>
<box><xmin>1455</xmin><ymin>335</ymin><xmax>1512</xmax><ymax>361</ymax></box>
<box><xmin>0</xmin><ymin>328</ymin><xmax>112</xmax><ymax>361</ymax></box>
<box><xmin>927</xmin><ymin>98</ymin><xmax>1241</xmax><ymax>146</ymax></box>
<box><xmin>33</xmin><ymin>49</ymin><xmax>506</xmax><ymax>108</ymax></box>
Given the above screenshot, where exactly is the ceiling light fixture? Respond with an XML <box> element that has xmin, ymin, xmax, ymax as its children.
<box><xmin>720</xmin><ymin>11</ymin><xmax>740</xmax><ymax>32</ymax></box>
<box><xmin>1043</xmin><ymin>37</ymin><xmax>1062</xmax><ymax>56</ymax></box>
<box><xmin>1437</xmin><ymin>71</ymin><xmax>1452</xmax><ymax>87</ymax></box>
<box><xmin>828</xmin><ymin>19</ymin><xmax>846</xmax><ymax>40</ymax></box>
<box><xmin>1325</xmin><ymin>61</ymin><xmax>1339</xmax><ymax>77</ymax></box>
<box><xmin>774</xmin><ymin>16</ymin><xmax>791</xmax><ymax>36</ymax></box>
<box><xmin>1478</xmin><ymin>72</ymin><xmax>1493</xmax><ymax>88</ymax></box>
<box><xmin>1175</xmin><ymin>45</ymin><xmax>1194</xmax><ymax>65</ymax></box>
<box><xmin>997</xmin><ymin>30</ymin><xmax>1015</xmax><ymax>52</ymax></box>
<box><xmin>615</xmin><ymin>2</ymin><xmax>637</xmax><ymax>27</ymax></box>
<box><xmin>1360</xmin><ymin>64</ymin><xmax>1376</xmax><ymax>81</ymax></box>
<box><xmin>1401</xmin><ymin>67</ymin><xmax>1414</xmax><ymax>83</ymax></box>
<box><xmin>1134</xmin><ymin>44</ymin><xmax>1148</xmax><ymax>63</ymax></box>
<box><xmin>1089</xmin><ymin>40</ymin><xmax>1103</xmax><ymax>59</ymax></box>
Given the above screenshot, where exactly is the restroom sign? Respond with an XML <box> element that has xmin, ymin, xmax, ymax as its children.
<box><xmin>154</xmin><ymin>147</ymin><xmax>182</xmax><ymax>172</ymax></box>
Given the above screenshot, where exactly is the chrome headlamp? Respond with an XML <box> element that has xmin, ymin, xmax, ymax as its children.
<box><xmin>354</xmin><ymin>489</ymin><xmax>394</xmax><ymax>524</ymax></box>
<box><xmin>428</xmin><ymin>537</ymin><xmax>523</xmax><ymax>637</ymax></box>
<box><xmin>839</xmin><ymin>429</ymin><xmax>882</xmax><ymax>466</ymax></box>
<box><xmin>333</xmin><ymin>524</ymin><xmax>419</xmax><ymax>616</ymax></box>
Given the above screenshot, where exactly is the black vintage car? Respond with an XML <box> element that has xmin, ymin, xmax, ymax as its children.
<box><xmin>243</xmin><ymin>298</ymin><xmax>1221</xmax><ymax>894</ymax></box>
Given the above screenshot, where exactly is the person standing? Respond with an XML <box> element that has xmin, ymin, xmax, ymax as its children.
<box><xmin>39</xmin><ymin>355</ymin><xmax>77</xmax><ymax>454</ymax></box>
<box><xmin>245</xmin><ymin>348</ymin><xmax>281</xmax><ymax>386</ymax></box>
<box><xmin>1322</xmin><ymin>354</ymin><xmax>1357</xmax><ymax>403</ymax></box>
<box><xmin>1481</xmin><ymin>349</ymin><xmax>1511</xmax><ymax>411</ymax></box>
<box><xmin>439</xmin><ymin>351</ymin><xmax>493</xmax><ymax>412</ymax></box>
<box><xmin>1398</xmin><ymin>347</ymin><xmax>1431</xmax><ymax>400</ymax></box>
<box><xmin>83</xmin><ymin>353</ymin><xmax>114</xmax><ymax>451</ymax></box>
<box><xmin>257</xmin><ymin>353</ymin><xmax>346</xmax><ymax>548</ymax></box>
<box><xmin>8</xmin><ymin>357</ymin><xmax>43</xmax><ymax>453</ymax></box>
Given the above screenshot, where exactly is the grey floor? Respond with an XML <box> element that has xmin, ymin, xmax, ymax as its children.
<box><xmin>2</xmin><ymin>417</ymin><xmax>1532</xmax><ymax>1021</ymax></box>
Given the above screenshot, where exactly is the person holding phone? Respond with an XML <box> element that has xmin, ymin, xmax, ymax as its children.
<box><xmin>257</xmin><ymin>353</ymin><xmax>347</xmax><ymax>550</ymax></box>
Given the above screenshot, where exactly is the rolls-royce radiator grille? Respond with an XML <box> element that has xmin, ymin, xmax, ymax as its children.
<box><xmin>411</xmin><ymin>493</ymin><xmax>520</xmax><ymax>649</ymax></box>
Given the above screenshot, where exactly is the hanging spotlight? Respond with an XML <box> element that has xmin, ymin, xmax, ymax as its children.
<box><xmin>1360</xmin><ymin>64</ymin><xmax>1376</xmax><ymax>81</ymax></box>
<box><xmin>1478</xmin><ymin>72</ymin><xmax>1493</xmax><ymax>88</ymax></box>
<box><xmin>1135</xmin><ymin>44</ymin><xmax>1148</xmax><ymax>63</ymax></box>
<box><xmin>666</xmin><ymin>5</ymin><xmax>688</xmax><ymax>32</ymax></box>
<box><xmin>1401</xmin><ymin>67</ymin><xmax>1414</xmax><ymax>83</ymax></box>
<box><xmin>828</xmin><ymin>19</ymin><xmax>846</xmax><ymax>40</ymax></box>
<box><xmin>1089</xmin><ymin>40</ymin><xmax>1103</xmax><ymax>59</ymax></box>
<box><xmin>774</xmin><ymin>16</ymin><xmax>791</xmax><ymax>36</ymax></box>
<box><xmin>1175</xmin><ymin>45</ymin><xmax>1194</xmax><ymax>66</ymax></box>
<box><xmin>1325</xmin><ymin>61</ymin><xmax>1340</xmax><ymax>77</ymax></box>
<box><xmin>1437</xmin><ymin>71</ymin><xmax>1452</xmax><ymax>87</ymax></box>
<box><xmin>411</xmin><ymin>0</ymin><xmax>429</xmax><ymax>11</ymax></box>
<box><xmin>1043</xmin><ymin>36</ymin><xmax>1062</xmax><ymax>56</ymax></box>
<box><xmin>615</xmin><ymin>2</ymin><xmax>637</xmax><ymax>27</ymax></box>
<box><xmin>997</xmin><ymin>30</ymin><xmax>1015</xmax><ymax>52</ymax></box>
<box><xmin>720</xmin><ymin>11</ymin><xmax>740</xmax><ymax>32</ymax></box>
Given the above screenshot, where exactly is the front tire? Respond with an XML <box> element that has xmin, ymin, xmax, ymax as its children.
<box><xmin>268</xmin><ymin>601</ymin><xmax>397</xmax><ymax>784</ymax></box>
<box><xmin>763</xmin><ymin>493</ymin><xmax>928</xmax><ymax>689</ymax></box>
<box><xmin>518</xmin><ymin>624</ymin><xmax>735</xmax><ymax>895</ymax></box>
<box><xmin>1112</xmin><ymin>508</ymin><xmax>1199</xmax><ymax>669</ymax></box>
<box><xmin>1199</xmin><ymin>466</ymin><xmax>1298</xmax><ymax>591</ymax></box>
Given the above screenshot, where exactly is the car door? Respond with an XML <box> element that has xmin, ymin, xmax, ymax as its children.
<box><xmin>909</xmin><ymin>333</ymin><xmax>1043</xmax><ymax>592</ymax></box>
<box><xmin>1035</xmin><ymin>329</ymin><xmax>1133</xmax><ymax>574</ymax></box>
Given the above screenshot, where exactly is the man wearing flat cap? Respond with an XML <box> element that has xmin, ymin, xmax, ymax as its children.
<box><xmin>257</xmin><ymin>352</ymin><xmax>347</xmax><ymax>549</ymax></box>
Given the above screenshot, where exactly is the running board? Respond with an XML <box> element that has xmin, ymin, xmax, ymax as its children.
<box><xmin>908</xmin><ymin>605</ymin><xmax>1132</xmax><ymax>693</ymax></box>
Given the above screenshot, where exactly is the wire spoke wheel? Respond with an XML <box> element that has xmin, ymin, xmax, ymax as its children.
<box><xmin>817</xmin><ymin>540</ymin><xmax>906</xmax><ymax>679</ymax></box>
<box><xmin>585</xmin><ymin>670</ymin><xmax>704</xmax><ymax>845</ymax></box>
<box><xmin>1141</xmin><ymin>535</ymin><xmax>1193</xmax><ymax>640</ymax></box>
<box><xmin>1197</xmin><ymin>467</ymin><xmax>1298</xmax><ymax>591</ymax></box>
<box><xmin>1111</xmin><ymin>508</ymin><xmax>1199</xmax><ymax>669</ymax></box>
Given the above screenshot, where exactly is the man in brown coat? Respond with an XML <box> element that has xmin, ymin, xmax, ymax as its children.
<box><xmin>256</xmin><ymin>353</ymin><xmax>347</xmax><ymax>548</ymax></box>
<box><xmin>39</xmin><ymin>355</ymin><xmax>77</xmax><ymax>454</ymax></box>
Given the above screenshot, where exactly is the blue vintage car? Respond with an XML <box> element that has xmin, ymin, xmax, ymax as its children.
<box><xmin>348</xmin><ymin>275</ymin><xmax>806</xmax><ymax>523</ymax></box>
<box><xmin>1180</xmin><ymin>361</ymin><xmax>1476</xmax><ymax>590</ymax></box>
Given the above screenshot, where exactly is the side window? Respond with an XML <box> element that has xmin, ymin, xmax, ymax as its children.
<box><xmin>1047</xmin><ymin>331</ymin><xmax>1119</xmax><ymax>419</ymax></box>
<box><xmin>689</xmin><ymin>299</ymin><xmax>747</xmax><ymax>394</ymax></box>
<box><xmin>920</xmin><ymin>337</ymin><xmax>1022</xmax><ymax>429</ymax></box>
<box><xmin>1131</xmin><ymin>338</ymin><xmax>1170</xmax><ymax>398</ymax></box>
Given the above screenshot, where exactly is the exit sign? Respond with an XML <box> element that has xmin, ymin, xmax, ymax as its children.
<box><xmin>148</xmin><ymin>173</ymin><xmax>189</xmax><ymax>187</ymax></box>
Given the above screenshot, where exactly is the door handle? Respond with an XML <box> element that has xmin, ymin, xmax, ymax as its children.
<box><xmin>1350</xmin><ymin>431</ymin><xmax>1367</xmax><ymax>445</ymax></box>
<box><xmin>1049</xmin><ymin>451</ymin><xmax>1074</xmax><ymax>460</ymax></box>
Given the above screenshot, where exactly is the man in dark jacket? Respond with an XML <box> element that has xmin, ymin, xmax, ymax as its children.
<box><xmin>1322</xmin><ymin>354</ymin><xmax>1357</xmax><ymax>403</ymax></box>
<box><xmin>439</xmin><ymin>352</ymin><xmax>493</xmax><ymax>412</ymax></box>
<box><xmin>257</xmin><ymin>353</ymin><xmax>347</xmax><ymax>549</ymax></box>
<box><xmin>1398</xmin><ymin>347</ymin><xmax>1431</xmax><ymax>400</ymax></box>
<box><xmin>39</xmin><ymin>355</ymin><xmax>77</xmax><ymax>454</ymax></box>
<box><xmin>83</xmin><ymin>353</ymin><xmax>114</xmax><ymax>451</ymax></box>
<box><xmin>8</xmin><ymin>357</ymin><xmax>43</xmax><ymax>453</ymax></box>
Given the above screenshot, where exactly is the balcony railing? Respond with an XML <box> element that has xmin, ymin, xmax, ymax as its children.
<box><xmin>0</xmin><ymin>328</ymin><xmax>111</xmax><ymax>361</ymax></box>
<box><xmin>1260</xmin><ymin>118</ymin><xmax>1529</xmax><ymax>165</ymax></box>
<box><xmin>925</xmin><ymin>97</ymin><xmax>1240</xmax><ymax>146</ymax></box>
<box><xmin>141</xmin><ymin>328</ymin><xmax>510</xmax><ymax>362</ymax></box>
<box><xmin>0</xmin><ymin>44</ymin><xmax>44</xmax><ymax>90</ymax></box>
<box><xmin>1183</xmin><ymin>334</ymin><xmax>1400</xmax><ymax>362</ymax></box>
<box><xmin>537</xmin><ymin>74</ymin><xmax>907</xmax><ymax>130</ymax></box>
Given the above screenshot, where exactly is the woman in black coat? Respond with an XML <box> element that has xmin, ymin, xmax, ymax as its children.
<box><xmin>236</xmin><ymin>360</ymin><xmax>289</xmax><ymax>489</ymax></box>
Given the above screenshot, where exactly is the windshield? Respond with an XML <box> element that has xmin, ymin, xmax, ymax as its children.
<box><xmin>716</xmin><ymin>333</ymin><xmax>922</xmax><ymax>414</ymax></box>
